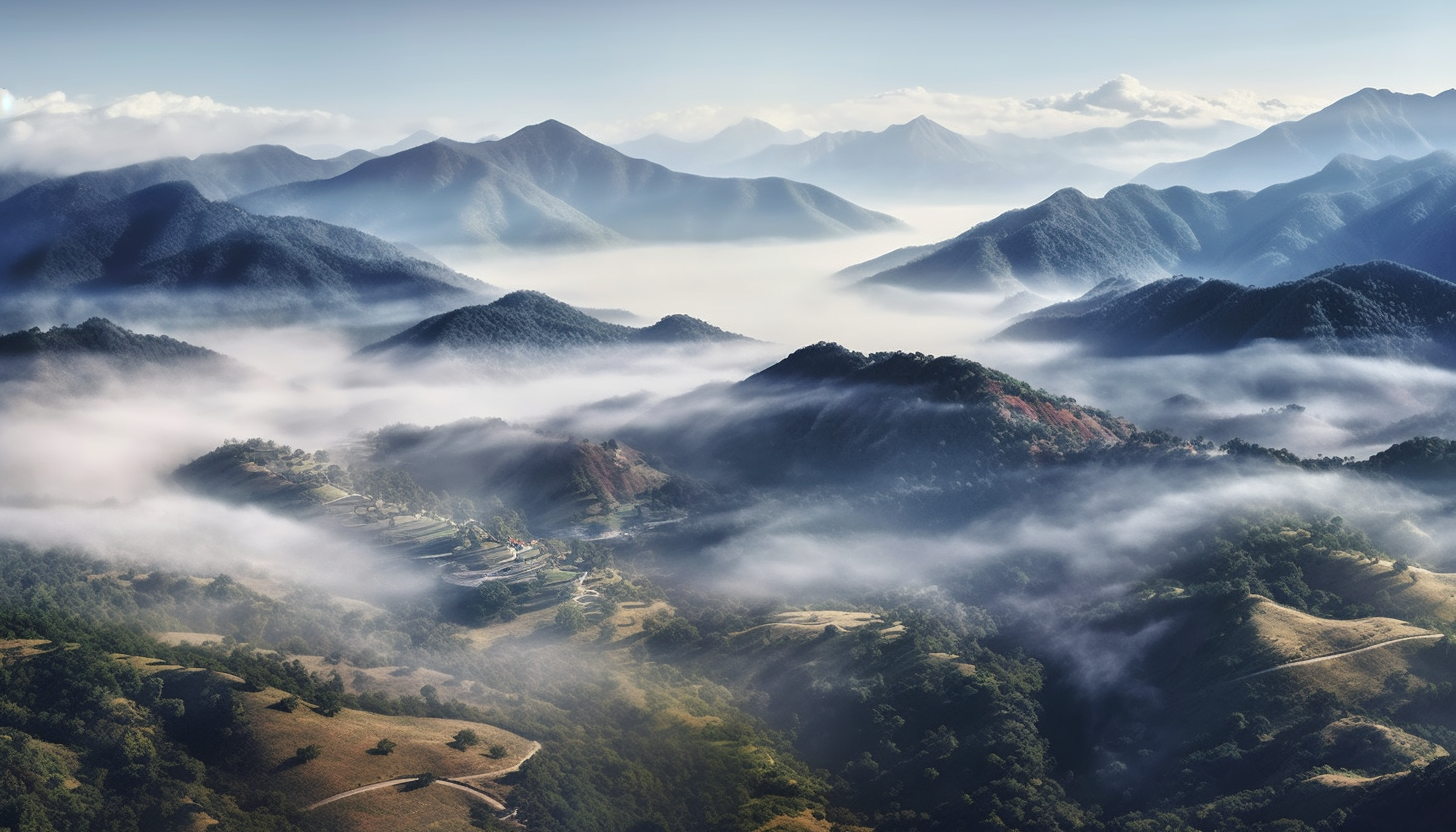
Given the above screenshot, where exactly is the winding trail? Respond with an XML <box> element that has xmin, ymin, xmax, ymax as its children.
<box><xmin>303</xmin><ymin>740</ymin><xmax>543</xmax><ymax>812</ymax></box>
<box><xmin>1228</xmin><ymin>633</ymin><xmax>1444</xmax><ymax>684</ymax></box>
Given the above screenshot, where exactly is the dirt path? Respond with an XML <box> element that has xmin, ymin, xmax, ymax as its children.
<box><xmin>303</xmin><ymin>740</ymin><xmax>542</xmax><ymax>811</ymax></box>
<box><xmin>305</xmin><ymin>778</ymin><xmax>417</xmax><ymax>810</ymax></box>
<box><xmin>454</xmin><ymin>741</ymin><xmax>542</xmax><ymax>781</ymax></box>
<box><xmin>1229</xmin><ymin>633</ymin><xmax>1444</xmax><ymax>683</ymax></box>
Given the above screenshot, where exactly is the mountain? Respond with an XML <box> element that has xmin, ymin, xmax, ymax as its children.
<box><xmin>0</xmin><ymin>179</ymin><xmax>495</xmax><ymax>322</ymax></box>
<box><xmin>725</xmin><ymin>115</ymin><xmax>1123</xmax><ymax>201</ymax></box>
<box><xmin>363</xmin><ymin>419</ymin><xmax>674</xmax><ymax>531</ymax></box>
<box><xmin>982</xmin><ymin>118</ymin><xmax>1259</xmax><ymax>173</ymax></box>
<box><xmin>6</xmin><ymin>144</ymin><xmax>374</xmax><ymax>205</ymax></box>
<box><xmin>998</xmin><ymin>262</ymin><xmax>1456</xmax><ymax>363</ymax></box>
<box><xmin>614</xmin><ymin>118</ymin><xmax>811</xmax><ymax>173</ymax></box>
<box><xmin>372</xmin><ymin>129</ymin><xmax>440</xmax><ymax>156</ymax></box>
<box><xmin>0</xmin><ymin>169</ymin><xmax>47</xmax><ymax>201</ymax></box>
<box><xmin>619</xmin><ymin>342</ymin><xmax>1137</xmax><ymax>500</ymax></box>
<box><xmin>358</xmin><ymin>289</ymin><xmax>746</xmax><ymax>358</ymax></box>
<box><xmin>1136</xmin><ymin>87</ymin><xmax>1456</xmax><ymax>191</ymax></box>
<box><xmin>858</xmin><ymin>151</ymin><xmax>1456</xmax><ymax>295</ymax></box>
<box><xmin>0</xmin><ymin>317</ymin><xmax>219</xmax><ymax>362</ymax></box>
<box><xmin>235</xmin><ymin>120</ymin><xmax>901</xmax><ymax>249</ymax></box>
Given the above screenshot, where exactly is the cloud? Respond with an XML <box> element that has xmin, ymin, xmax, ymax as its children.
<box><xmin>0</xmin><ymin>88</ymin><xmax>358</xmax><ymax>174</ymax></box>
<box><xmin>593</xmin><ymin>76</ymin><xmax>1325</xmax><ymax>144</ymax></box>
<box><xmin>1028</xmin><ymin>74</ymin><xmax>1313</xmax><ymax>124</ymax></box>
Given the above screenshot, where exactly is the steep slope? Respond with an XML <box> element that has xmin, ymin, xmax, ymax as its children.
<box><xmin>997</xmin><ymin>262</ymin><xmax>1456</xmax><ymax>363</ymax></box>
<box><xmin>621</xmin><ymin>342</ymin><xmax>1136</xmax><ymax>495</ymax></box>
<box><xmin>0</xmin><ymin>180</ymin><xmax>496</xmax><ymax>321</ymax></box>
<box><xmin>237</xmin><ymin>120</ymin><xmax>901</xmax><ymax>248</ymax></box>
<box><xmin>859</xmin><ymin>151</ymin><xmax>1456</xmax><ymax>294</ymax></box>
<box><xmin>0</xmin><ymin>168</ymin><xmax>46</xmax><ymax>201</ymax></box>
<box><xmin>1136</xmin><ymin>87</ymin><xmax>1456</xmax><ymax>191</ymax></box>
<box><xmin>729</xmin><ymin>115</ymin><xmax>1121</xmax><ymax>200</ymax></box>
<box><xmin>358</xmin><ymin>290</ymin><xmax>746</xmax><ymax>358</ymax></box>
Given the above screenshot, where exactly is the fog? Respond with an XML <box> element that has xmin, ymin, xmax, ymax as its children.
<box><xmin>7</xmin><ymin>199</ymin><xmax>1456</xmax><ymax>613</ymax></box>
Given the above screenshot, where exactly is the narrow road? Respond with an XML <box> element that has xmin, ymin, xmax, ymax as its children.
<box><xmin>454</xmin><ymin>741</ymin><xmax>542</xmax><ymax>781</ymax></box>
<box><xmin>303</xmin><ymin>741</ymin><xmax>542</xmax><ymax>811</ymax></box>
<box><xmin>1229</xmin><ymin>633</ymin><xmax>1444</xmax><ymax>683</ymax></box>
<box><xmin>305</xmin><ymin>778</ymin><xmax>417</xmax><ymax>810</ymax></box>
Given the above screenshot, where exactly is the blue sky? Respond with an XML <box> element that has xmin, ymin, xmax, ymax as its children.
<box><xmin>3</xmin><ymin>0</ymin><xmax>1453</xmax><ymax>168</ymax></box>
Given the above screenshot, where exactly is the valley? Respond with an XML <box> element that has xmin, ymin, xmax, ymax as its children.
<box><xmin>4</xmin><ymin>29</ymin><xmax>1456</xmax><ymax>831</ymax></box>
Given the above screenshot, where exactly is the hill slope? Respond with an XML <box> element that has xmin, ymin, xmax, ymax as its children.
<box><xmin>859</xmin><ymin>151</ymin><xmax>1456</xmax><ymax>294</ymax></box>
<box><xmin>1136</xmin><ymin>87</ymin><xmax>1456</xmax><ymax>191</ymax></box>
<box><xmin>997</xmin><ymin>261</ymin><xmax>1456</xmax><ymax>363</ymax></box>
<box><xmin>359</xmin><ymin>290</ymin><xmax>746</xmax><ymax>358</ymax></box>
<box><xmin>236</xmin><ymin>120</ymin><xmax>902</xmax><ymax>248</ymax></box>
<box><xmin>0</xmin><ymin>179</ymin><xmax>496</xmax><ymax>322</ymax></box>
<box><xmin>0</xmin><ymin>317</ymin><xmax>221</xmax><ymax>363</ymax></box>
<box><xmin>621</xmin><ymin>342</ymin><xmax>1137</xmax><ymax>497</ymax></box>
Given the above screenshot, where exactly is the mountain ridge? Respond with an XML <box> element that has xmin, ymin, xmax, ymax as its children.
<box><xmin>997</xmin><ymin>261</ymin><xmax>1456</xmax><ymax>363</ymax></box>
<box><xmin>236</xmin><ymin>120</ymin><xmax>901</xmax><ymax>249</ymax></box>
<box><xmin>1136</xmin><ymin>87</ymin><xmax>1456</xmax><ymax>191</ymax></box>
<box><xmin>0</xmin><ymin>179</ymin><xmax>497</xmax><ymax>322</ymax></box>
<box><xmin>359</xmin><ymin>289</ymin><xmax>747</xmax><ymax>358</ymax></box>
<box><xmin>857</xmin><ymin>150</ymin><xmax>1456</xmax><ymax>294</ymax></box>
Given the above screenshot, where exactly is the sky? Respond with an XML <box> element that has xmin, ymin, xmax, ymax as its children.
<box><xmin>4</xmin><ymin>0</ymin><xmax>1454</xmax><ymax>170</ymax></box>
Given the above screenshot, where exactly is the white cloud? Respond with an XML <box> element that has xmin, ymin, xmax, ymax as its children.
<box><xmin>594</xmin><ymin>76</ymin><xmax>1326</xmax><ymax>144</ymax></box>
<box><xmin>0</xmin><ymin>88</ymin><xmax>359</xmax><ymax>174</ymax></box>
<box><xmin>1028</xmin><ymin>74</ymin><xmax>1314</xmax><ymax>125</ymax></box>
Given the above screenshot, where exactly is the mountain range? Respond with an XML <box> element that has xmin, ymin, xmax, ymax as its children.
<box><xmin>856</xmin><ymin>150</ymin><xmax>1456</xmax><ymax>295</ymax></box>
<box><xmin>0</xmin><ymin>178</ymin><xmax>495</xmax><ymax>323</ymax></box>
<box><xmin>998</xmin><ymin>261</ymin><xmax>1456</xmax><ymax>364</ymax></box>
<box><xmin>724</xmin><ymin>115</ymin><xmax>1123</xmax><ymax>202</ymax></box>
<box><xmin>1135</xmin><ymin>87</ymin><xmax>1456</xmax><ymax>192</ymax></box>
<box><xmin>235</xmin><ymin>120</ymin><xmax>902</xmax><ymax>249</ymax></box>
<box><xmin>614</xmin><ymin>118</ymin><xmax>812</xmax><ymax>174</ymax></box>
<box><xmin>359</xmin><ymin>290</ymin><xmax>746</xmax><ymax>359</ymax></box>
<box><xmin>6</xmin><ymin>144</ymin><xmax>374</xmax><ymax>205</ymax></box>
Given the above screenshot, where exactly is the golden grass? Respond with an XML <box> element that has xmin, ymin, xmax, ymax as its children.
<box><xmin>752</xmin><ymin>809</ymin><xmax>834</xmax><ymax>832</ymax></box>
<box><xmin>773</xmin><ymin>610</ymin><xmax>880</xmax><ymax>628</ymax></box>
<box><xmin>305</xmin><ymin>782</ymin><xmax>489</xmax><ymax>832</ymax></box>
<box><xmin>1312</xmin><ymin>717</ymin><xmax>1447</xmax><ymax>774</ymax></box>
<box><xmin>928</xmin><ymin>652</ymin><xmax>976</xmax><ymax>675</ymax></box>
<box><xmin>1246</xmin><ymin>596</ymin><xmax>1435</xmax><ymax>663</ymax></box>
<box><xmin>1275</xmin><ymin>638</ymin><xmax>1436</xmax><ymax>702</ymax></box>
<box><xmin>731</xmin><ymin>610</ymin><xmax>887</xmax><ymax>645</ymax></box>
<box><xmin>237</xmin><ymin>684</ymin><xmax>531</xmax><ymax>806</ymax></box>
<box><xmin>154</xmin><ymin>632</ymin><xmax>227</xmax><ymax>647</ymax></box>
<box><xmin>288</xmin><ymin>657</ymin><xmax>525</xmax><ymax>718</ymax></box>
<box><xmin>0</xmin><ymin>638</ymin><xmax>55</xmax><ymax>659</ymax></box>
<box><xmin>1299</xmin><ymin>550</ymin><xmax>1456</xmax><ymax>624</ymax></box>
<box><xmin>600</xmin><ymin>600</ymin><xmax>673</xmax><ymax>641</ymax></box>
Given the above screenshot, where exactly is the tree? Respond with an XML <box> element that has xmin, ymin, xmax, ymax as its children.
<box><xmin>277</xmin><ymin>694</ymin><xmax>301</xmax><ymax>712</ymax></box>
<box><xmin>374</xmin><ymin>738</ymin><xmax>397</xmax><ymax>756</ymax></box>
<box><xmin>452</xmin><ymin>729</ymin><xmax>480</xmax><ymax>750</ymax></box>
<box><xmin>296</xmin><ymin>744</ymin><xmax>322</xmax><ymax>763</ymax></box>
<box><xmin>556</xmin><ymin>603</ymin><xmax>588</xmax><ymax>634</ymax></box>
<box><xmin>469</xmin><ymin>580</ymin><xmax>515</xmax><ymax>623</ymax></box>
<box><xmin>487</xmin><ymin>744</ymin><xmax>507</xmax><ymax>759</ymax></box>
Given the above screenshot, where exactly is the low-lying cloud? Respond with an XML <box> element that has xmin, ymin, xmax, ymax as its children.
<box><xmin>0</xmin><ymin>87</ymin><xmax>358</xmax><ymax>173</ymax></box>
